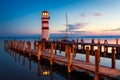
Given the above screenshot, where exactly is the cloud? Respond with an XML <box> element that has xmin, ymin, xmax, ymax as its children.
<box><xmin>93</xmin><ymin>13</ymin><xmax>102</xmax><ymax>17</ymax></box>
<box><xmin>58</xmin><ymin>23</ymin><xmax>88</xmax><ymax>35</ymax></box>
<box><xmin>80</xmin><ymin>13</ymin><xmax>102</xmax><ymax>18</ymax></box>
<box><xmin>67</xmin><ymin>23</ymin><xmax>88</xmax><ymax>31</ymax></box>
<box><xmin>102</xmin><ymin>28</ymin><xmax>120</xmax><ymax>31</ymax></box>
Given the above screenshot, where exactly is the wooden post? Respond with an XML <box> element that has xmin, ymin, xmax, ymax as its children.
<box><xmin>91</xmin><ymin>38</ymin><xmax>94</xmax><ymax>54</ymax></box>
<box><xmin>34</xmin><ymin>40</ymin><xmax>36</xmax><ymax>50</ymax></box>
<box><xmin>68</xmin><ymin>45</ymin><xmax>72</xmax><ymax>73</ymax></box>
<box><xmin>104</xmin><ymin>40</ymin><xmax>108</xmax><ymax>56</ymax></box>
<box><xmin>81</xmin><ymin>39</ymin><xmax>85</xmax><ymax>51</ymax></box>
<box><xmin>76</xmin><ymin>38</ymin><xmax>78</xmax><ymax>50</ymax></box>
<box><xmin>28</xmin><ymin>41</ymin><xmax>31</xmax><ymax>57</ymax></box>
<box><xmin>50</xmin><ymin>43</ymin><xmax>54</xmax><ymax>66</ymax></box>
<box><xmin>86</xmin><ymin>47</ymin><xmax>90</xmax><ymax>63</ymax></box>
<box><xmin>59</xmin><ymin>41</ymin><xmax>61</xmax><ymax>53</ymax></box>
<box><xmin>13</xmin><ymin>39</ymin><xmax>15</xmax><ymax>50</ymax></box>
<box><xmin>54</xmin><ymin>42</ymin><xmax>57</xmax><ymax>54</ymax></box>
<box><xmin>104</xmin><ymin>46</ymin><xmax>107</xmax><ymax>56</ymax></box>
<box><xmin>22</xmin><ymin>41</ymin><xmax>25</xmax><ymax>52</ymax></box>
<box><xmin>116</xmin><ymin>38</ymin><xmax>119</xmax><ymax>54</ymax></box>
<box><xmin>98</xmin><ymin>39</ymin><xmax>101</xmax><ymax>53</ymax></box>
<box><xmin>116</xmin><ymin>38</ymin><xmax>118</xmax><ymax>45</ymax></box>
<box><xmin>38</xmin><ymin>42</ymin><xmax>41</xmax><ymax>61</ymax></box>
<box><xmin>72</xmin><ymin>44</ymin><xmax>75</xmax><ymax>58</ymax></box>
<box><xmin>65</xmin><ymin>44</ymin><xmax>69</xmax><ymax>57</ymax></box>
<box><xmin>94</xmin><ymin>50</ymin><xmax>100</xmax><ymax>80</ymax></box>
<box><xmin>112</xmin><ymin>47</ymin><xmax>116</xmax><ymax>68</ymax></box>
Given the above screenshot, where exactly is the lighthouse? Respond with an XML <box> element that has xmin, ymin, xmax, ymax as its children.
<box><xmin>41</xmin><ymin>11</ymin><xmax>50</xmax><ymax>41</ymax></box>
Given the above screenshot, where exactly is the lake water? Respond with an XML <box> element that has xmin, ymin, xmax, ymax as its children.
<box><xmin>1</xmin><ymin>36</ymin><xmax>120</xmax><ymax>80</ymax></box>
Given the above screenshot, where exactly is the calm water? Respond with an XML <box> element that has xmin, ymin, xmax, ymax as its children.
<box><xmin>1</xmin><ymin>37</ymin><xmax>120</xmax><ymax>80</ymax></box>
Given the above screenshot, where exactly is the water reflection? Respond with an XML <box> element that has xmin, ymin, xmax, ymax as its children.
<box><xmin>23</xmin><ymin>56</ymin><xmax>26</xmax><ymax>66</ymax></box>
<box><xmin>29</xmin><ymin>57</ymin><xmax>32</xmax><ymax>70</ymax></box>
<box><xmin>18</xmin><ymin>53</ymin><xmax>20</xmax><ymax>62</ymax></box>
<box><xmin>37</xmin><ymin>61</ymin><xmax>41</xmax><ymax>76</ymax></box>
<box><xmin>4</xmin><ymin>47</ymin><xmax>94</xmax><ymax>80</ymax></box>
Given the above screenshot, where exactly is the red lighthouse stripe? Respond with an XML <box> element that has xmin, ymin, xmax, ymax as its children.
<box><xmin>42</xmin><ymin>17</ymin><xmax>49</xmax><ymax>19</ymax></box>
<box><xmin>42</xmin><ymin>21</ymin><xmax>48</xmax><ymax>23</ymax></box>
<box><xmin>42</xmin><ymin>27</ymin><xmax>49</xmax><ymax>30</ymax></box>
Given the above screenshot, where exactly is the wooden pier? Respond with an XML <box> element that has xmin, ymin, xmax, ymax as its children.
<box><xmin>4</xmin><ymin>39</ymin><xmax>120</xmax><ymax>80</ymax></box>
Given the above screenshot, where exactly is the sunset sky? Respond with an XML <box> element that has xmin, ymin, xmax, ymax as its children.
<box><xmin>0</xmin><ymin>0</ymin><xmax>120</xmax><ymax>37</ymax></box>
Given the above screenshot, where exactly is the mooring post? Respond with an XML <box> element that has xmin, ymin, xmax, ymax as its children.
<box><xmin>34</xmin><ymin>39</ymin><xmax>36</xmax><ymax>50</ymax></box>
<box><xmin>98</xmin><ymin>39</ymin><xmax>101</xmax><ymax>53</ymax></box>
<box><xmin>72</xmin><ymin>43</ymin><xmax>76</xmax><ymax>58</ymax></box>
<box><xmin>22</xmin><ymin>41</ymin><xmax>25</xmax><ymax>52</ymax></box>
<box><xmin>116</xmin><ymin>38</ymin><xmax>119</xmax><ymax>54</ymax></box>
<box><xmin>104</xmin><ymin>46</ymin><xmax>107</xmax><ymax>56</ymax></box>
<box><xmin>116</xmin><ymin>38</ymin><xmax>118</xmax><ymax>45</ymax></box>
<box><xmin>94</xmin><ymin>49</ymin><xmax>100</xmax><ymax>80</ymax></box>
<box><xmin>50</xmin><ymin>43</ymin><xmax>54</xmax><ymax>66</ymax></box>
<box><xmin>104</xmin><ymin>40</ymin><xmax>108</xmax><ymax>56</ymax></box>
<box><xmin>65</xmin><ymin>44</ymin><xmax>69</xmax><ymax>57</ymax></box>
<box><xmin>14</xmin><ymin>39</ymin><xmax>17</xmax><ymax>50</ymax></box>
<box><xmin>59</xmin><ymin>41</ymin><xmax>61</xmax><ymax>53</ymax></box>
<box><xmin>28</xmin><ymin>41</ymin><xmax>31</xmax><ymax>57</ymax></box>
<box><xmin>112</xmin><ymin>47</ymin><xmax>116</xmax><ymax>68</ymax></box>
<box><xmin>76</xmin><ymin>38</ymin><xmax>78</xmax><ymax>50</ymax></box>
<box><xmin>81</xmin><ymin>39</ymin><xmax>85</xmax><ymax>52</ymax></box>
<box><xmin>68</xmin><ymin>45</ymin><xmax>72</xmax><ymax>73</ymax></box>
<box><xmin>38</xmin><ymin>42</ymin><xmax>41</xmax><ymax>61</ymax></box>
<box><xmin>17</xmin><ymin>41</ymin><xmax>19</xmax><ymax>51</ymax></box>
<box><xmin>91</xmin><ymin>38</ymin><xmax>94</xmax><ymax>54</ymax></box>
<box><xmin>86</xmin><ymin>47</ymin><xmax>90</xmax><ymax>63</ymax></box>
<box><xmin>20</xmin><ymin>40</ymin><xmax>22</xmax><ymax>51</ymax></box>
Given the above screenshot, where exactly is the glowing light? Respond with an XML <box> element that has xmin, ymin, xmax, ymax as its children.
<box><xmin>45</xmin><ymin>13</ymin><xmax>47</xmax><ymax>16</ymax></box>
<box><xmin>42</xmin><ymin>70</ymin><xmax>49</xmax><ymax>76</ymax></box>
<box><xmin>42</xmin><ymin>13</ymin><xmax>44</xmax><ymax>15</ymax></box>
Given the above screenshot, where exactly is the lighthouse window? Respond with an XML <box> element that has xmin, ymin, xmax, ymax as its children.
<box><xmin>42</xmin><ymin>13</ymin><xmax>44</xmax><ymax>15</ymax></box>
<box><xmin>44</xmin><ymin>13</ymin><xmax>46</xmax><ymax>16</ymax></box>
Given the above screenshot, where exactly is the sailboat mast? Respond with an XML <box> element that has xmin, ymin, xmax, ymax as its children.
<box><xmin>66</xmin><ymin>13</ymin><xmax>68</xmax><ymax>38</ymax></box>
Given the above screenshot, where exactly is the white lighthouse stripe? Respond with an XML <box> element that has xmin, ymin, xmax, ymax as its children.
<box><xmin>42</xmin><ymin>23</ymin><xmax>49</xmax><ymax>27</ymax></box>
<box><xmin>42</xmin><ymin>19</ymin><xmax>48</xmax><ymax>21</ymax></box>
<box><xmin>42</xmin><ymin>30</ymin><xmax>49</xmax><ymax>40</ymax></box>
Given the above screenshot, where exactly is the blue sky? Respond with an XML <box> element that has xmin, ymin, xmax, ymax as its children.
<box><xmin>0</xmin><ymin>0</ymin><xmax>120</xmax><ymax>37</ymax></box>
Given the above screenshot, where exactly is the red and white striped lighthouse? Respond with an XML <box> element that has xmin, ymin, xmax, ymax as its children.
<box><xmin>41</xmin><ymin>11</ymin><xmax>50</xmax><ymax>40</ymax></box>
